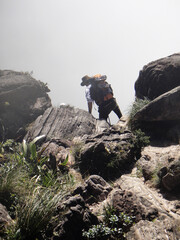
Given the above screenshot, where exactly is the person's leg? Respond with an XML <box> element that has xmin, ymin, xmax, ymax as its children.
<box><xmin>113</xmin><ymin>105</ymin><xmax>122</xmax><ymax>119</ymax></box>
<box><xmin>99</xmin><ymin>109</ymin><xmax>108</xmax><ymax>120</ymax></box>
<box><xmin>99</xmin><ymin>98</ymin><xmax>122</xmax><ymax>120</ymax></box>
<box><xmin>111</xmin><ymin>98</ymin><xmax>122</xmax><ymax>119</ymax></box>
<box><xmin>98</xmin><ymin>105</ymin><xmax>109</xmax><ymax>120</ymax></box>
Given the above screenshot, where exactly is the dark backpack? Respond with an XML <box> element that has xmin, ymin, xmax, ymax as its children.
<box><xmin>89</xmin><ymin>77</ymin><xmax>113</xmax><ymax>105</ymax></box>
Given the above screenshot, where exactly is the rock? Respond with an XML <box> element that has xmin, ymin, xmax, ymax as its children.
<box><xmin>53</xmin><ymin>195</ymin><xmax>99</xmax><ymax>240</ymax></box>
<box><xmin>161</xmin><ymin>158</ymin><xmax>180</xmax><ymax>191</ymax></box>
<box><xmin>126</xmin><ymin>218</ymin><xmax>180</xmax><ymax>240</ymax></box>
<box><xmin>113</xmin><ymin>175</ymin><xmax>179</xmax><ymax>221</ymax></box>
<box><xmin>40</xmin><ymin>138</ymin><xmax>73</xmax><ymax>171</ymax></box>
<box><xmin>73</xmin><ymin>175</ymin><xmax>113</xmax><ymax>204</ymax></box>
<box><xmin>0</xmin><ymin>70</ymin><xmax>51</xmax><ymax>140</ymax></box>
<box><xmin>0</xmin><ymin>203</ymin><xmax>12</xmax><ymax>236</ymax></box>
<box><xmin>95</xmin><ymin>119</ymin><xmax>110</xmax><ymax>133</ymax></box>
<box><xmin>111</xmin><ymin>189</ymin><xmax>159</xmax><ymax>222</ymax></box>
<box><xmin>135</xmin><ymin>53</ymin><xmax>180</xmax><ymax>100</ymax></box>
<box><xmin>136</xmin><ymin>144</ymin><xmax>180</xmax><ymax>187</ymax></box>
<box><xmin>134</xmin><ymin>86</ymin><xmax>180</xmax><ymax>121</ymax></box>
<box><xmin>78</xmin><ymin>129</ymin><xmax>136</xmax><ymax>180</ymax></box>
<box><xmin>133</xmin><ymin>86</ymin><xmax>180</xmax><ymax>142</ymax></box>
<box><xmin>25</xmin><ymin>106</ymin><xmax>97</xmax><ymax>141</ymax></box>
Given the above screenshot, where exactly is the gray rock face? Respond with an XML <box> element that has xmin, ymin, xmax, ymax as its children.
<box><xmin>132</xmin><ymin>86</ymin><xmax>180</xmax><ymax>142</ymax></box>
<box><xmin>0</xmin><ymin>70</ymin><xmax>51</xmax><ymax>140</ymax></box>
<box><xmin>134</xmin><ymin>86</ymin><xmax>180</xmax><ymax>121</ymax></box>
<box><xmin>25</xmin><ymin>106</ymin><xmax>97</xmax><ymax>141</ymax></box>
<box><xmin>54</xmin><ymin>195</ymin><xmax>98</xmax><ymax>240</ymax></box>
<box><xmin>135</xmin><ymin>53</ymin><xmax>180</xmax><ymax>100</ymax></box>
<box><xmin>113</xmin><ymin>175</ymin><xmax>180</xmax><ymax>239</ymax></box>
<box><xmin>79</xmin><ymin>129</ymin><xmax>136</xmax><ymax>180</ymax></box>
<box><xmin>161</xmin><ymin>158</ymin><xmax>180</xmax><ymax>191</ymax></box>
<box><xmin>136</xmin><ymin>144</ymin><xmax>180</xmax><ymax>192</ymax></box>
<box><xmin>126</xmin><ymin>219</ymin><xmax>180</xmax><ymax>240</ymax></box>
<box><xmin>73</xmin><ymin>175</ymin><xmax>113</xmax><ymax>204</ymax></box>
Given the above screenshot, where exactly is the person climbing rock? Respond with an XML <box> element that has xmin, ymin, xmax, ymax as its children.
<box><xmin>81</xmin><ymin>74</ymin><xmax>122</xmax><ymax>121</ymax></box>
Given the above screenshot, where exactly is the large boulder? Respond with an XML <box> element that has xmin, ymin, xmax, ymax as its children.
<box><xmin>52</xmin><ymin>195</ymin><xmax>99</xmax><ymax>240</ymax></box>
<box><xmin>136</xmin><ymin>144</ymin><xmax>180</xmax><ymax>191</ymax></box>
<box><xmin>25</xmin><ymin>106</ymin><xmax>97</xmax><ymax>141</ymax></box>
<box><xmin>78</xmin><ymin>128</ymin><xmax>137</xmax><ymax>180</ymax></box>
<box><xmin>132</xmin><ymin>86</ymin><xmax>180</xmax><ymax>142</ymax></box>
<box><xmin>0</xmin><ymin>70</ymin><xmax>51</xmax><ymax>140</ymax></box>
<box><xmin>134</xmin><ymin>86</ymin><xmax>180</xmax><ymax>121</ymax></box>
<box><xmin>73</xmin><ymin>175</ymin><xmax>113</xmax><ymax>204</ymax></box>
<box><xmin>135</xmin><ymin>53</ymin><xmax>180</xmax><ymax>100</ymax></box>
<box><xmin>112</xmin><ymin>175</ymin><xmax>180</xmax><ymax>240</ymax></box>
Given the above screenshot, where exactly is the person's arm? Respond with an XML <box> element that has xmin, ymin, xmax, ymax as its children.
<box><xmin>85</xmin><ymin>85</ymin><xmax>93</xmax><ymax>114</ymax></box>
<box><xmin>88</xmin><ymin>101</ymin><xmax>93</xmax><ymax>114</ymax></box>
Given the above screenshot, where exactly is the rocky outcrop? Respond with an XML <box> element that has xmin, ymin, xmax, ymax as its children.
<box><xmin>0</xmin><ymin>70</ymin><xmax>51</xmax><ymax>140</ymax></box>
<box><xmin>52</xmin><ymin>171</ymin><xmax>180</xmax><ymax>240</ymax></box>
<box><xmin>53</xmin><ymin>195</ymin><xmax>99</xmax><ymax>240</ymax></box>
<box><xmin>25</xmin><ymin>106</ymin><xmax>97</xmax><ymax>141</ymax></box>
<box><xmin>135</xmin><ymin>53</ymin><xmax>180</xmax><ymax>100</ymax></box>
<box><xmin>132</xmin><ymin>86</ymin><xmax>180</xmax><ymax>142</ymax></box>
<box><xmin>113</xmin><ymin>175</ymin><xmax>179</xmax><ymax>219</ymax></box>
<box><xmin>126</xmin><ymin>219</ymin><xmax>180</xmax><ymax>240</ymax></box>
<box><xmin>51</xmin><ymin>175</ymin><xmax>117</xmax><ymax>240</ymax></box>
<box><xmin>73</xmin><ymin>175</ymin><xmax>113</xmax><ymax>204</ymax></box>
<box><xmin>0</xmin><ymin>203</ymin><xmax>12</xmax><ymax>237</ymax></box>
<box><xmin>136</xmin><ymin>144</ymin><xmax>180</xmax><ymax>192</ymax></box>
<box><xmin>78</xmin><ymin>128</ymin><xmax>137</xmax><ymax>180</ymax></box>
<box><xmin>104</xmin><ymin>174</ymin><xmax>180</xmax><ymax>240</ymax></box>
<box><xmin>1</xmin><ymin>64</ymin><xmax>179</xmax><ymax>240</ymax></box>
<box><xmin>134</xmin><ymin>86</ymin><xmax>180</xmax><ymax>121</ymax></box>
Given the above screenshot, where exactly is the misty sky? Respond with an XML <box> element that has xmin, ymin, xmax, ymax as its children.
<box><xmin>1</xmin><ymin>0</ymin><xmax>180</xmax><ymax>123</ymax></box>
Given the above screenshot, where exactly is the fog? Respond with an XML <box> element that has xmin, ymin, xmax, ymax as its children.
<box><xmin>1</xmin><ymin>0</ymin><xmax>180</xmax><ymax>123</ymax></box>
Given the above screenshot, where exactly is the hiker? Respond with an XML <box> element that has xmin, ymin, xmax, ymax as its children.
<box><xmin>81</xmin><ymin>74</ymin><xmax>122</xmax><ymax>121</ymax></box>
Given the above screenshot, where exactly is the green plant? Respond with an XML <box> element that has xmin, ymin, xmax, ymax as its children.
<box><xmin>20</xmin><ymin>135</ymin><xmax>49</xmax><ymax>176</ymax></box>
<box><xmin>103</xmin><ymin>204</ymin><xmax>116</xmax><ymax>223</ymax></box>
<box><xmin>106</xmin><ymin>144</ymin><xmax>131</xmax><ymax>169</ymax></box>
<box><xmin>0</xmin><ymin>161</ymin><xmax>30</xmax><ymax>213</ymax></box>
<box><xmin>13</xmin><ymin>185</ymin><xmax>62</xmax><ymax>240</ymax></box>
<box><xmin>0</xmin><ymin>139</ymin><xmax>15</xmax><ymax>160</ymax></box>
<box><xmin>132</xmin><ymin>129</ymin><xmax>150</xmax><ymax>160</ymax></box>
<box><xmin>83</xmin><ymin>204</ymin><xmax>135</xmax><ymax>240</ymax></box>
<box><xmin>71</xmin><ymin>140</ymin><xmax>84</xmax><ymax>161</ymax></box>
<box><xmin>133</xmin><ymin>129</ymin><xmax>150</xmax><ymax>149</ymax></box>
<box><xmin>0</xmin><ymin>137</ymin><xmax>78</xmax><ymax>239</ymax></box>
<box><xmin>82</xmin><ymin>223</ymin><xmax>113</xmax><ymax>240</ymax></box>
<box><xmin>128</xmin><ymin>97</ymin><xmax>150</xmax><ymax>130</ymax></box>
<box><xmin>150</xmin><ymin>163</ymin><xmax>163</xmax><ymax>188</ymax></box>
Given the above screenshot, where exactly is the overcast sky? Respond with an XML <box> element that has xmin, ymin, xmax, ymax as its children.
<box><xmin>1</xmin><ymin>0</ymin><xmax>180</xmax><ymax>123</ymax></box>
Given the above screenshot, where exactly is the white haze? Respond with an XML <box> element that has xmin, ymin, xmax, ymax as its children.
<box><xmin>0</xmin><ymin>0</ymin><xmax>180</xmax><ymax>123</ymax></box>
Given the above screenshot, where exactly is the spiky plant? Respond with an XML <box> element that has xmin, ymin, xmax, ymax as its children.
<box><xmin>14</xmin><ymin>185</ymin><xmax>62</xmax><ymax>240</ymax></box>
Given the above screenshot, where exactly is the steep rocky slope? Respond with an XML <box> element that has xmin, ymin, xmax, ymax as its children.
<box><xmin>0</xmin><ymin>52</ymin><xmax>180</xmax><ymax>239</ymax></box>
<box><xmin>22</xmin><ymin>104</ymin><xmax>180</xmax><ymax>239</ymax></box>
<box><xmin>0</xmin><ymin>70</ymin><xmax>51</xmax><ymax>140</ymax></box>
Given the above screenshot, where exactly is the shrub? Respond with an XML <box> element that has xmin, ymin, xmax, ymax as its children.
<box><xmin>82</xmin><ymin>204</ymin><xmax>135</xmax><ymax>240</ymax></box>
<box><xmin>0</xmin><ymin>137</ymin><xmax>76</xmax><ymax>239</ymax></box>
<box><xmin>128</xmin><ymin>97</ymin><xmax>150</xmax><ymax>130</ymax></box>
<box><xmin>14</xmin><ymin>186</ymin><xmax>62</xmax><ymax>240</ymax></box>
<box><xmin>132</xmin><ymin>129</ymin><xmax>150</xmax><ymax>160</ymax></box>
<box><xmin>0</xmin><ymin>161</ymin><xmax>30</xmax><ymax>214</ymax></box>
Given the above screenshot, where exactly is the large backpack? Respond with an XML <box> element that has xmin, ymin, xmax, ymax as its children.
<box><xmin>89</xmin><ymin>76</ymin><xmax>113</xmax><ymax>105</ymax></box>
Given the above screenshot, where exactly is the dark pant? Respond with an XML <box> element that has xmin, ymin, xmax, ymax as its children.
<box><xmin>98</xmin><ymin>98</ymin><xmax>122</xmax><ymax>121</ymax></box>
